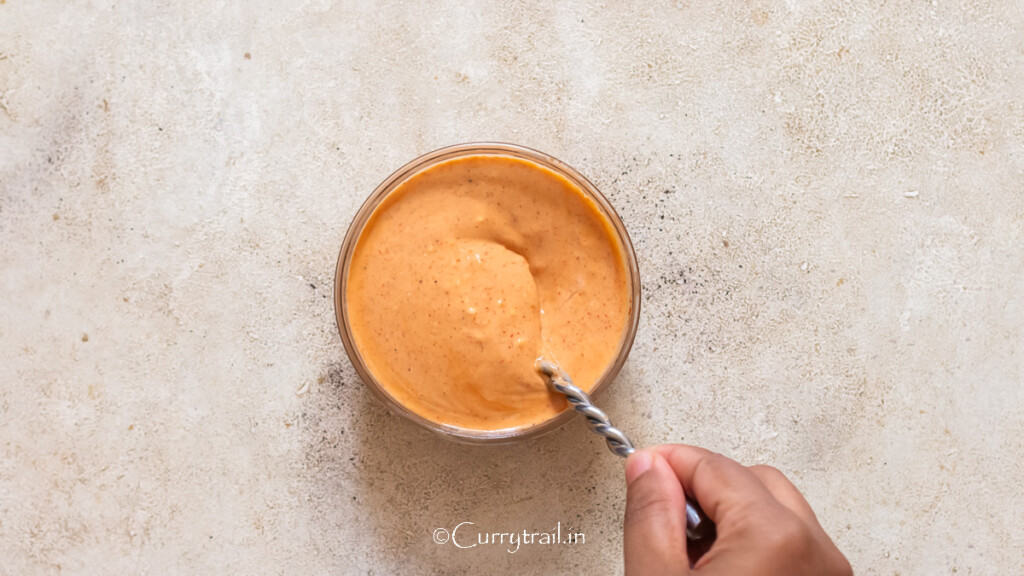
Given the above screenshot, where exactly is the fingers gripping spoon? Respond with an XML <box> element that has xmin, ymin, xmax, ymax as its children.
<box><xmin>537</xmin><ymin>360</ymin><xmax>715</xmax><ymax>542</ymax></box>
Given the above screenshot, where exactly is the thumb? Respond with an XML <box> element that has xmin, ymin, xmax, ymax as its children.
<box><xmin>624</xmin><ymin>450</ymin><xmax>689</xmax><ymax>576</ymax></box>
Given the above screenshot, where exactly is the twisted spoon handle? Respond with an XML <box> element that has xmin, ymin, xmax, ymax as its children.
<box><xmin>537</xmin><ymin>360</ymin><xmax>715</xmax><ymax>542</ymax></box>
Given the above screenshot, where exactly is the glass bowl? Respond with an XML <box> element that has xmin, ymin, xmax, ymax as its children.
<box><xmin>333</xmin><ymin>142</ymin><xmax>641</xmax><ymax>443</ymax></box>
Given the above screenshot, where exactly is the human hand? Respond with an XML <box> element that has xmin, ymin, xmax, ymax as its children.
<box><xmin>623</xmin><ymin>445</ymin><xmax>852</xmax><ymax>575</ymax></box>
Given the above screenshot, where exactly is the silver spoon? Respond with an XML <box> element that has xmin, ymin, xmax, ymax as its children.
<box><xmin>538</xmin><ymin>360</ymin><xmax>715</xmax><ymax>542</ymax></box>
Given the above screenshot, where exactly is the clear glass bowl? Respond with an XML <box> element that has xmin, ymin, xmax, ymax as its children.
<box><xmin>333</xmin><ymin>142</ymin><xmax>641</xmax><ymax>443</ymax></box>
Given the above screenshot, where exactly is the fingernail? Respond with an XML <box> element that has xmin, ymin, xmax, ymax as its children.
<box><xmin>625</xmin><ymin>450</ymin><xmax>654</xmax><ymax>485</ymax></box>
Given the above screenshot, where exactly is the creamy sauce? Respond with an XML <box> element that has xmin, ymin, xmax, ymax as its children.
<box><xmin>346</xmin><ymin>155</ymin><xmax>630</xmax><ymax>431</ymax></box>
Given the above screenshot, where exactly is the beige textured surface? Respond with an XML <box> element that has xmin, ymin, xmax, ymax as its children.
<box><xmin>2</xmin><ymin>1</ymin><xmax>1023</xmax><ymax>574</ymax></box>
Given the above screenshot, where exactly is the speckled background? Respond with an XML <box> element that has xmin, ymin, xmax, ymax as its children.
<box><xmin>2</xmin><ymin>1</ymin><xmax>1023</xmax><ymax>574</ymax></box>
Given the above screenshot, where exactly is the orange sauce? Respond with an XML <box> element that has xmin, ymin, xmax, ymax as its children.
<box><xmin>346</xmin><ymin>155</ymin><xmax>630</xmax><ymax>431</ymax></box>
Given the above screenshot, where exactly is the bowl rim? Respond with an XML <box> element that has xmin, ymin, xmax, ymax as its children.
<box><xmin>333</xmin><ymin>142</ymin><xmax>642</xmax><ymax>443</ymax></box>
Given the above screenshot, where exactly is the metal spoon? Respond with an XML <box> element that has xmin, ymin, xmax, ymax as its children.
<box><xmin>538</xmin><ymin>360</ymin><xmax>715</xmax><ymax>542</ymax></box>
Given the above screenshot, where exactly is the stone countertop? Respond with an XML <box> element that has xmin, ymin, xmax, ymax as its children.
<box><xmin>2</xmin><ymin>2</ymin><xmax>1022</xmax><ymax>574</ymax></box>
